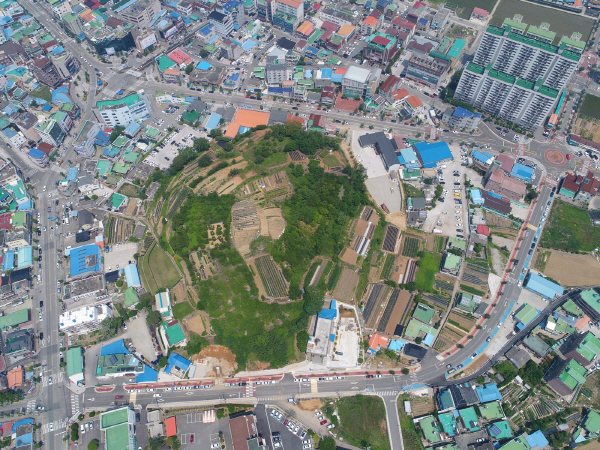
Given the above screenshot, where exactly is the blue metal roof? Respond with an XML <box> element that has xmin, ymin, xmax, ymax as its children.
<box><xmin>28</xmin><ymin>148</ymin><xmax>46</xmax><ymax>159</ymax></box>
<box><xmin>67</xmin><ymin>167</ymin><xmax>78</xmax><ymax>182</ymax></box>
<box><xmin>471</xmin><ymin>189</ymin><xmax>483</xmax><ymax>204</ymax></box>
<box><xmin>3</xmin><ymin>250</ymin><xmax>14</xmax><ymax>271</ymax></box>
<box><xmin>124</xmin><ymin>122</ymin><xmax>141</xmax><ymax>136</ymax></box>
<box><xmin>318</xmin><ymin>309</ymin><xmax>337</xmax><ymax>320</ymax></box>
<box><xmin>205</xmin><ymin>113</ymin><xmax>222</xmax><ymax>131</ymax></box>
<box><xmin>199</xmin><ymin>24</ymin><xmax>213</xmax><ymax>35</ymax></box>
<box><xmin>17</xmin><ymin>246</ymin><xmax>33</xmax><ymax>268</ymax></box>
<box><xmin>525</xmin><ymin>273</ymin><xmax>564</xmax><ymax>299</ymax></box>
<box><xmin>526</xmin><ymin>430</ymin><xmax>549</xmax><ymax>449</ymax></box>
<box><xmin>476</xmin><ymin>383</ymin><xmax>502</xmax><ymax>403</ymax></box>
<box><xmin>69</xmin><ymin>244</ymin><xmax>101</xmax><ymax>276</ymax></box>
<box><xmin>100</xmin><ymin>339</ymin><xmax>130</xmax><ymax>356</ymax></box>
<box><xmin>472</xmin><ymin>150</ymin><xmax>493</xmax><ymax>164</ymax></box>
<box><xmin>414</xmin><ymin>141</ymin><xmax>453</xmax><ymax>165</ymax></box>
<box><xmin>124</xmin><ymin>263</ymin><xmax>141</xmax><ymax>287</ymax></box>
<box><xmin>136</xmin><ymin>364</ymin><xmax>158</xmax><ymax>382</ymax></box>
<box><xmin>510</xmin><ymin>162</ymin><xmax>534</xmax><ymax>181</ymax></box>
<box><xmin>453</xmin><ymin>107</ymin><xmax>481</xmax><ymax>118</ymax></box>
<box><xmin>165</xmin><ymin>352</ymin><xmax>192</xmax><ymax>374</ymax></box>
<box><xmin>388</xmin><ymin>340</ymin><xmax>405</xmax><ymax>352</ymax></box>
<box><xmin>196</xmin><ymin>60</ymin><xmax>212</xmax><ymax>70</ymax></box>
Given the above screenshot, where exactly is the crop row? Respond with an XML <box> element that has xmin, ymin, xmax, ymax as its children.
<box><xmin>255</xmin><ymin>255</ymin><xmax>288</xmax><ymax>298</ymax></box>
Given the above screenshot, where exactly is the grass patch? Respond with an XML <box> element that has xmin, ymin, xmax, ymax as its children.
<box><xmin>322</xmin><ymin>154</ymin><xmax>340</xmax><ymax>167</ymax></box>
<box><xmin>381</xmin><ymin>253</ymin><xmax>395</xmax><ymax>280</ymax></box>
<box><xmin>444</xmin><ymin>0</ymin><xmax>498</xmax><ymax>19</ymax></box>
<box><xmin>31</xmin><ymin>85</ymin><xmax>52</xmax><ymax>102</ymax></box>
<box><xmin>397</xmin><ymin>405</ymin><xmax>425</xmax><ymax>450</ymax></box>
<box><xmin>403</xmin><ymin>183</ymin><xmax>423</xmax><ymax>198</ymax></box>
<box><xmin>490</xmin><ymin>0</ymin><xmax>594</xmax><ymax>44</ymax></box>
<box><xmin>460</xmin><ymin>284</ymin><xmax>486</xmax><ymax>296</ymax></box>
<box><xmin>540</xmin><ymin>199</ymin><xmax>600</xmax><ymax>252</ymax></box>
<box><xmin>579</xmin><ymin>93</ymin><xmax>600</xmax><ymax>120</ymax></box>
<box><xmin>139</xmin><ymin>243</ymin><xmax>159</xmax><ymax>294</ymax></box>
<box><xmin>118</xmin><ymin>183</ymin><xmax>141</xmax><ymax>198</ymax></box>
<box><xmin>328</xmin><ymin>264</ymin><xmax>343</xmax><ymax>291</ymax></box>
<box><xmin>433</xmin><ymin>235</ymin><xmax>445</xmax><ymax>253</ymax></box>
<box><xmin>143</xmin><ymin>242</ymin><xmax>181</xmax><ymax>294</ymax></box>
<box><xmin>415</xmin><ymin>252</ymin><xmax>442</xmax><ymax>292</ymax></box>
<box><xmin>338</xmin><ymin>395</ymin><xmax>390</xmax><ymax>450</ymax></box>
<box><xmin>260</xmin><ymin>152</ymin><xmax>288</xmax><ymax>168</ymax></box>
<box><xmin>173</xmin><ymin>301</ymin><xmax>194</xmax><ymax>320</ymax></box>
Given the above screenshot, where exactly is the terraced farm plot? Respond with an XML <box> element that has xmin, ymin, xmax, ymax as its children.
<box><xmin>254</xmin><ymin>255</ymin><xmax>288</xmax><ymax>299</ymax></box>
<box><xmin>232</xmin><ymin>201</ymin><xmax>260</xmax><ymax>229</ymax></box>
<box><xmin>289</xmin><ymin>151</ymin><xmax>307</xmax><ymax>161</ymax></box>
<box><xmin>447</xmin><ymin>311</ymin><xmax>476</xmax><ymax>333</ymax></box>
<box><xmin>423</xmin><ymin>293</ymin><xmax>449</xmax><ymax>308</ymax></box>
<box><xmin>381</xmin><ymin>254</ymin><xmax>396</xmax><ymax>280</ymax></box>
<box><xmin>382</xmin><ymin>225</ymin><xmax>400</xmax><ymax>253</ymax></box>
<box><xmin>463</xmin><ymin>260</ymin><xmax>490</xmax><ymax>286</ymax></box>
<box><xmin>401</xmin><ymin>236</ymin><xmax>420</xmax><ymax>258</ymax></box>
<box><xmin>331</xmin><ymin>268</ymin><xmax>360</xmax><ymax>302</ymax></box>
<box><xmin>166</xmin><ymin>186</ymin><xmax>190</xmax><ymax>220</ymax></box>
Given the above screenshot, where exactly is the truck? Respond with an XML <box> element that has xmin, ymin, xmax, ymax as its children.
<box><xmin>380</xmin><ymin>203</ymin><xmax>390</xmax><ymax>214</ymax></box>
<box><xmin>433</xmin><ymin>228</ymin><xmax>442</xmax><ymax>234</ymax></box>
<box><xmin>429</xmin><ymin>109</ymin><xmax>436</xmax><ymax>119</ymax></box>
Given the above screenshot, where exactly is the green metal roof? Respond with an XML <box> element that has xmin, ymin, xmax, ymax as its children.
<box><xmin>526</xmin><ymin>26</ymin><xmax>556</xmax><ymax>41</ymax></box>
<box><xmin>560</xmin><ymin>36</ymin><xmax>585</xmax><ymax>51</ymax></box>
<box><xmin>466</xmin><ymin>62</ymin><xmax>485</xmax><ymax>75</ymax></box>
<box><xmin>515</xmin><ymin>303</ymin><xmax>537</xmax><ymax>326</ymax></box>
<box><xmin>488</xmin><ymin>68</ymin><xmax>516</xmax><ymax>84</ymax></box>
<box><xmin>459</xmin><ymin>407</ymin><xmax>480</xmax><ymax>432</ymax></box>
<box><xmin>96</xmin><ymin>93</ymin><xmax>141</xmax><ymax>110</ymax></box>
<box><xmin>66</xmin><ymin>347</ymin><xmax>83</xmax><ymax>377</ymax></box>
<box><xmin>163</xmin><ymin>321</ymin><xmax>186</xmax><ymax>345</ymax></box>
<box><xmin>536</xmin><ymin>84</ymin><xmax>559</xmax><ymax>99</ymax></box>
<box><xmin>507</xmin><ymin>31</ymin><xmax>558</xmax><ymax>54</ymax></box>
<box><xmin>515</xmin><ymin>78</ymin><xmax>534</xmax><ymax>90</ymax></box>
<box><xmin>479</xmin><ymin>400</ymin><xmax>504</xmax><ymax>420</ymax></box>
<box><xmin>446</xmin><ymin>39</ymin><xmax>465</xmax><ymax>59</ymax></box>
<box><xmin>412</xmin><ymin>302</ymin><xmax>435</xmax><ymax>324</ymax></box>
<box><xmin>101</xmin><ymin>408</ymin><xmax>129</xmax><ymax>429</ymax></box>
<box><xmin>583</xmin><ymin>410</ymin><xmax>600</xmax><ymax>436</ymax></box>
<box><xmin>502</xmin><ymin>18</ymin><xmax>527</xmax><ymax>31</ymax></box>
<box><xmin>0</xmin><ymin>309</ymin><xmax>29</xmax><ymax>329</ymax></box>
<box><xmin>443</xmin><ymin>253</ymin><xmax>462</xmax><ymax>271</ymax></box>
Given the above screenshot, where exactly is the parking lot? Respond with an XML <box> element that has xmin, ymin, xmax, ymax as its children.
<box><xmin>422</xmin><ymin>145</ymin><xmax>482</xmax><ymax>238</ymax></box>
<box><xmin>174</xmin><ymin>414</ymin><xmax>233</xmax><ymax>450</ymax></box>
<box><xmin>104</xmin><ymin>242</ymin><xmax>138</xmax><ymax>272</ymax></box>
<box><xmin>77</xmin><ymin>418</ymin><xmax>101</xmax><ymax>450</ymax></box>
<box><xmin>329</xmin><ymin>317</ymin><xmax>360</xmax><ymax>368</ymax></box>
<box><xmin>255</xmin><ymin>405</ymin><xmax>309</xmax><ymax>450</ymax></box>
<box><xmin>144</xmin><ymin>125</ymin><xmax>203</xmax><ymax>170</ymax></box>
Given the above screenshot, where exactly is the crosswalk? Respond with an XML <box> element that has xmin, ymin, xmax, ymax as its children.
<box><xmin>26</xmin><ymin>399</ymin><xmax>37</xmax><ymax>413</ymax></box>
<box><xmin>42</xmin><ymin>372</ymin><xmax>64</xmax><ymax>387</ymax></box>
<box><xmin>375</xmin><ymin>391</ymin><xmax>399</xmax><ymax>397</ymax></box>
<box><xmin>257</xmin><ymin>395</ymin><xmax>289</xmax><ymax>402</ymax></box>
<box><xmin>310</xmin><ymin>379</ymin><xmax>318</xmax><ymax>393</ymax></box>
<box><xmin>70</xmin><ymin>393</ymin><xmax>80</xmax><ymax>415</ymax></box>
<box><xmin>244</xmin><ymin>382</ymin><xmax>255</xmax><ymax>398</ymax></box>
<box><xmin>42</xmin><ymin>418</ymin><xmax>68</xmax><ymax>435</ymax></box>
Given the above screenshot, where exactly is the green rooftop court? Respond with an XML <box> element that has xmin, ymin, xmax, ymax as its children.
<box><xmin>111</xmin><ymin>193</ymin><xmax>127</xmax><ymax>209</ymax></box>
<box><xmin>123</xmin><ymin>288</ymin><xmax>139</xmax><ymax>307</ymax></box>
<box><xmin>101</xmin><ymin>408</ymin><xmax>129</xmax><ymax>429</ymax></box>
<box><xmin>488</xmin><ymin>420</ymin><xmax>513</xmax><ymax>439</ymax></box>
<box><xmin>459</xmin><ymin>407</ymin><xmax>480</xmax><ymax>432</ymax></box>
<box><xmin>418</xmin><ymin>416</ymin><xmax>442</xmax><ymax>443</ymax></box>
<box><xmin>479</xmin><ymin>400</ymin><xmax>504</xmax><ymax>420</ymax></box>
<box><xmin>412</xmin><ymin>302</ymin><xmax>435</xmax><ymax>324</ymax></box>
<box><xmin>105</xmin><ymin>423</ymin><xmax>131</xmax><ymax>450</ymax></box>
<box><xmin>163</xmin><ymin>321</ymin><xmax>186</xmax><ymax>346</ymax></box>
<box><xmin>112</xmin><ymin>136</ymin><xmax>130</xmax><ymax>148</ymax></box>
<box><xmin>447</xmin><ymin>236</ymin><xmax>466</xmax><ymax>251</ymax></box>
<box><xmin>443</xmin><ymin>253</ymin><xmax>462</xmax><ymax>272</ymax></box>
<box><xmin>112</xmin><ymin>163</ymin><xmax>130</xmax><ymax>174</ymax></box>
<box><xmin>0</xmin><ymin>309</ymin><xmax>29</xmax><ymax>329</ymax></box>
<box><xmin>156</xmin><ymin>55</ymin><xmax>176</xmax><ymax>73</ymax></box>
<box><xmin>438</xmin><ymin>413</ymin><xmax>458</xmax><ymax>436</ymax></box>
<box><xmin>144</xmin><ymin>126</ymin><xmax>160</xmax><ymax>138</ymax></box>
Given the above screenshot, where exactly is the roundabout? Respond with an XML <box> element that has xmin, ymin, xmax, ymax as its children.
<box><xmin>544</xmin><ymin>148</ymin><xmax>567</xmax><ymax>166</ymax></box>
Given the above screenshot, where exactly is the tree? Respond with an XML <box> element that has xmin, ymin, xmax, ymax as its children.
<box><xmin>146</xmin><ymin>310</ymin><xmax>162</xmax><ymax>327</ymax></box>
<box><xmin>415</xmin><ymin>337</ymin><xmax>422</xmax><ymax>344</ymax></box>
<box><xmin>88</xmin><ymin>440</ymin><xmax>99</xmax><ymax>450</ymax></box>
<box><xmin>198</xmin><ymin>154</ymin><xmax>212</xmax><ymax>168</ymax></box>
<box><xmin>200</xmin><ymin>49</ymin><xmax>209</xmax><ymax>58</ymax></box>
<box><xmin>320</xmin><ymin>437</ymin><xmax>336</xmax><ymax>450</ymax></box>
<box><xmin>157</xmin><ymin>356</ymin><xmax>168</xmax><ymax>368</ymax></box>
<box><xmin>401</xmin><ymin>368</ymin><xmax>409</xmax><ymax>375</ymax></box>
<box><xmin>116</xmin><ymin>279</ymin><xmax>123</xmax><ymax>287</ymax></box>
<box><xmin>185</xmin><ymin>63</ymin><xmax>194</xmax><ymax>75</ymax></box>
<box><xmin>303</xmin><ymin>285</ymin><xmax>325</xmax><ymax>316</ymax></box>
<box><xmin>297</xmin><ymin>330</ymin><xmax>309</xmax><ymax>352</ymax></box>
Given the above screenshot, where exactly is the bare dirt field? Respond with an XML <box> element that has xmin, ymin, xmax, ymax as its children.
<box><xmin>193</xmin><ymin>345</ymin><xmax>238</xmax><ymax>377</ymax></box>
<box><xmin>573</xmin><ymin>117</ymin><xmax>600</xmax><ymax>143</ymax></box>
<box><xmin>233</xmin><ymin>229</ymin><xmax>258</xmax><ymax>257</ymax></box>
<box><xmin>298</xmin><ymin>399</ymin><xmax>324</xmax><ymax>411</ymax></box>
<box><xmin>194</xmin><ymin>160</ymin><xmax>249</xmax><ymax>194</ymax></box>
<box><xmin>385</xmin><ymin>211</ymin><xmax>408</xmax><ymax>231</ymax></box>
<box><xmin>543</xmin><ymin>250</ymin><xmax>600</xmax><ymax>287</ymax></box>
<box><xmin>183</xmin><ymin>311</ymin><xmax>209</xmax><ymax>336</ymax></box>
<box><xmin>462</xmin><ymin>355</ymin><xmax>490</xmax><ymax>377</ymax></box>
<box><xmin>330</xmin><ymin>267</ymin><xmax>360</xmax><ymax>303</ymax></box>
<box><xmin>124</xmin><ymin>200</ymin><xmax>138</xmax><ymax>217</ymax></box>
<box><xmin>171</xmin><ymin>280</ymin><xmax>187</xmax><ymax>303</ymax></box>
<box><xmin>410</xmin><ymin>396</ymin><xmax>436</xmax><ymax>416</ymax></box>
<box><xmin>265</xmin><ymin>208</ymin><xmax>286</xmax><ymax>240</ymax></box>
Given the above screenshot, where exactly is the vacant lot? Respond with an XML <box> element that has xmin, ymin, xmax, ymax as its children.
<box><xmin>173</xmin><ymin>301</ymin><xmax>194</xmax><ymax>320</ymax></box>
<box><xmin>540</xmin><ymin>200</ymin><xmax>600</xmax><ymax>253</ymax></box>
<box><xmin>338</xmin><ymin>396</ymin><xmax>390</xmax><ymax>450</ymax></box>
<box><xmin>139</xmin><ymin>242</ymin><xmax>181</xmax><ymax>295</ymax></box>
<box><xmin>444</xmin><ymin>0</ymin><xmax>498</xmax><ymax>18</ymax></box>
<box><xmin>490</xmin><ymin>0</ymin><xmax>594</xmax><ymax>44</ymax></box>
<box><xmin>331</xmin><ymin>267</ymin><xmax>360</xmax><ymax>302</ymax></box>
<box><xmin>119</xmin><ymin>183</ymin><xmax>141</xmax><ymax>198</ymax></box>
<box><xmin>543</xmin><ymin>250</ymin><xmax>600</xmax><ymax>287</ymax></box>
<box><xmin>322</xmin><ymin>154</ymin><xmax>340</xmax><ymax>167</ymax></box>
<box><xmin>415</xmin><ymin>252</ymin><xmax>442</xmax><ymax>292</ymax></box>
<box><xmin>580</xmin><ymin>93</ymin><xmax>600</xmax><ymax>120</ymax></box>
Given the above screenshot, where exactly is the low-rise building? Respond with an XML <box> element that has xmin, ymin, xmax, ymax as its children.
<box><xmin>59</xmin><ymin>304</ymin><xmax>113</xmax><ymax>334</ymax></box>
<box><xmin>100</xmin><ymin>408</ymin><xmax>137</xmax><ymax>450</ymax></box>
<box><xmin>484</xmin><ymin>170</ymin><xmax>526</xmax><ymax>201</ymax></box>
<box><xmin>442</xmin><ymin>106</ymin><xmax>481</xmax><ymax>130</ymax></box>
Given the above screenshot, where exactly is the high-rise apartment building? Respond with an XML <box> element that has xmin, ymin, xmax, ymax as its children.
<box><xmin>454</xmin><ymin>22</ymin><xmax>582</xmax><ymax>130</ymax></box>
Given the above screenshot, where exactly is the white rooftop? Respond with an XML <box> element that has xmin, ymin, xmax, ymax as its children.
<box><xmin>344</xmin><ymin>65</ymin><xmax>371</xmax><ymax>83</ymax></box>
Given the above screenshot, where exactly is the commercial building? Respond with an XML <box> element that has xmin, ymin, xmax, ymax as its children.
<box><xmin>32</xmin><ymin>56</ymin><xmax>64</xmax><ymax>88</ymax></box>
<box><xmin>559</xmin><ymin>171</ymin><xmax>599</xmax><ymax>203</ymax></box>
<box><xmin>413</xmin><ymin>141</ymin><xmax>453</xmax><ymax>167</ymax></box>
<box><xmin>363</xmin><ymin>32</ymin><xmax>399</xmax><ymax>64</ymax></box>
<box><xmin>35</xmin><ymin>119</ymin><xmax>65</xmax><ymax>147</ymax></box>
<box><xmin>442</xmin><ymin>106</ymin><xmax>481</xmax><ymax>130</ymax></box>
<box><xmin>100</xmin><ymin>408</ymin><xmax>137</xmax><ymax>450</ymax></box>
<box><xmin>69</xmin><ymin>244</ymin><xmax>102</xmax><ymax>278</ymax></box>
<box><xmin>96</xmin><ymin>348</ymin><xmax>145</xmax><ymax>379</ymax></box>
<box><xmin>96</xmin><ymin>92</ymin><xmax>152</xmax><ymax>128</ymax></box>
<box><xmin>484</xmin><ymin>169</ymin><xmax>526</xmax><ymax>201</ymax></box>
<box><xmin>272</xmin><ymin>0</ymin><xmax>303</xmax><ymax>32</ymax></box>
<box><xmin>342</xmin><ymin>65</ymin><xmax>380</xmax><ymax>99</ymax></box>
<box><xmin>2</xmin><ymin>329</ymin><xmax>34</xmax><ymax>363</ymax></box>
<box><xmin>266</xmin><ymin>64</ymin><xmax>292</xmax><ymax>84</ymax></box>
<box><xmin>209</xmin><ymin>10</ymin><xmax>234</xmax><ymax>36</ymax></box>
<box><xmin>524</xmin><ymin>272</ymin><xmax>563</xmax><ymax>299</ymax></box>
<box><xmin>406</xmin><ymin>53</ymin><xmax>450</xmax><ymax>87</ymax></box>
<box><xmin>59</xmin><ymin>304</ymin><xmax>113</xmax><ymax>334</ymax></box>
<box><xmin>544</xmin><ymin>357</ymin><xmax>587</xmax><ymax>396</ymax></box>
<box><xmin>358</xmin><ymin>131</ymin><xmax>400</xmax><ymax>172</ymax></box>
<box><xmin>117</xmin><ymin>0</ymin><xmax>161</xmax><ymax>29</ymax></box>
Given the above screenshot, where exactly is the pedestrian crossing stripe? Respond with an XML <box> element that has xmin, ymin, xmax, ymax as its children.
<box><xmin>527</xmin><ymin>224</ymin><xmax>538</xmax><ymax>232</ymax></box>
<box><xmin>310</xmin><ymin>378</ymin><xmax>318</xmax><ymax>394</ymax></box>
<box><xmin>129</xmin><ymin>391</ymin><xmax>137</xmax><ymax>405</ymax></box>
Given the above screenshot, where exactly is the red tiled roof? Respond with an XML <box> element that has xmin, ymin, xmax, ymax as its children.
<box><xmin>0</xmin><ymin>213</ymin><xmax>12</xmax><ymax>230</ymax></box>
<box><xmin>406</xmin><ymin>95</ymin><xmax>422</xmax><ymax>108</ymax></box>
<box><xmin>372</xmin><ymin>35</ymin><xmax>391</xmax><ymax>46</ymax></box>
<box><xmin>309</xmin><ymin>113</ymin><xmax>327</xmax><ymax>128</ymax></box>
<box><xmin>472</xmin><ymin>7</ymin><xmax>489</xmax><ymax>17</ymax></box>
<box><xmin>561</xmin><ymin>173</ymin><xmax>579</xmax><ymax>193</ymax></box>
<box><xmin>581</xmin><ymin>171</ymin><xmax>600</xmax><ymax>195</ymax></box>
<box><xmin>368</xmin><ymin>334</ymin><xmax>389</xmax><ymax>350</ymax></box>
<box><xmin>392</xmin><ymin>88</ymin><xmax>409</xmax><ymax>101</ymax></box>
<box><xmin>476</xmin><ymin>225</ymin><xmax>490</xmax><ymax>236</ymax></box>
<box><xmin>495</xmin><ymin>154</ymin><xmax>515</xmax><ymax>173</ymax></box>
<box><xmin>380</xmin><ymin>75</ymin><xmax>399</xmax><ymax>92</ymax></box>
<box><xmin>166</xmin><ymin>417</ymin><xmax>177</xmax><ymax>437</ymax></box>
<box><xmin>287</xmin><ymin>114</ymin><xmax>304</xmax><ymax>125</ymax></box>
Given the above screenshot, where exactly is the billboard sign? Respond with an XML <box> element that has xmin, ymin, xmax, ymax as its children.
<box><xmin>139</xmin><ymin>33</ymin><xmax>157</xmax><ymax>50</ymax></box>
<box><xmin>165</xmin><ymin>26</ymin><xmax>177</xmax><ymax>39</ymax></box>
